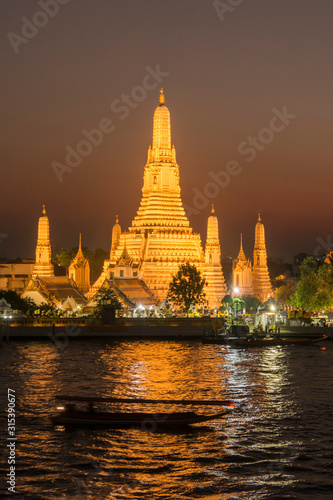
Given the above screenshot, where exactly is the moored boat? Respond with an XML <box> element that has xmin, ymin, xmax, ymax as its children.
<box><xmin>203</xmin><ymin>324</ymin><xmax>324</xmax><ymax>347</ymax></box>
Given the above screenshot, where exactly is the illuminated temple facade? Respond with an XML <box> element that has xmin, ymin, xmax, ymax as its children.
<box><xmin>204</xmin><ymin>206</ymin><xmax>227</xmax><ymax>307</ymax></box>
<box><xmin>232</xmin><ymin>214</ymin><xmax>272</xmax><ymax>302</ymax></box>
<box><xmin>232</xmin><ymin>234</ymin><xmax>253</xmax><ymax>296</ymax></box>
<box><xmin>68</xmin><ymin>234</ymin><xmax>90</xmax><ymax>293</ymax></box>
<box><xmin>252</xmin><ymin>214</ymin><xmax>273</xmax><ymax>301</ymax></box>
<box><xmin>32</xmin><ymin>205</ymin><xmax>54</xmax><ymax>278</ymax></box>
<box><xmin>90</xmin><ymin>90</ymin><xmax>226</xmax><ymax>307</ymax></box>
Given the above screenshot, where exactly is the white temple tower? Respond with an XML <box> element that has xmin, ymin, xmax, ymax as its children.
<box><xmin>203</xmin><ymin>205</ymin><xmax>227</xmax><ymax>308</ymax></box>
<box><xmin>32</xmin><ymin>205</ymin><xmax>54</xmax><ymax>278</ymax></box>
<box><xmin>252</xmin><ymin>214</ymin><xmax>273</xmax><ymax>301</ymax></box>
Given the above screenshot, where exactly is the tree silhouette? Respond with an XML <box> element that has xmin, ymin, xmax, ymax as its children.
<box><xmin>167</xmin><ymin>263</ymin><xmax>206</xmax><ymax>313</ymax></box>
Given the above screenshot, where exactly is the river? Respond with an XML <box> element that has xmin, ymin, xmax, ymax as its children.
<box><xmin>0</xmin><ymin>339</ymin><xmax>332</xmax><ymax>499</ymax></box>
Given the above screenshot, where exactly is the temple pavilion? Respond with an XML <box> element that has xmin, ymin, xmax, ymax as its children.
<box><xmin>232</xmin><ymin>214</ymin><xmax>273</xmax><ymax>302</ymax></box>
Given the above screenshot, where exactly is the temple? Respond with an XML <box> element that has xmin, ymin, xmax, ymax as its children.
<box><xmin>90</xmin><ymin>90</ymin><xmax>226</xmax><ymax>307</ymax></box>
<box><xmin>22</xmin><ymin>207</ymin><xmax>87</xmax><ymax>314</ymax></box>
<box><xmin>22</xmin><ymin>94</ymin><xmax>274</xmax><ymax>313</ymax></box>
<box><xmin>32</xmin><ymin>205</ymin><xmax>54</xmax><ymax>278</ymax></box>
<box><xmin>252</xmin><ymin>214</ymin><xmax>273</xmax><ymax>301</ymax></box>
<box><xmin>203</xmin><ymin>205</ymin><xmax>227</xmax><ymax>307</ymax></box>
<box><xmin>232</xmin><ymin>234</ymin><xmax>253</xmax><ymax>296</ymax></box>
<box><xmin>68</xmin><ymin>234</ymin><xmax>90</xmax><ymax>292</ymax></box>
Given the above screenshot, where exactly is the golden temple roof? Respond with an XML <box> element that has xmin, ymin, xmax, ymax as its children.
<box><xmin>237</xmin><ymin>234</ymin><xmax>247</xmax><ymax>262</ymax></box>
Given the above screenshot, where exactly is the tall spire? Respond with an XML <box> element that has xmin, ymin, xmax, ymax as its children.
<box><xmin>237</xmin><ymin>233</ymin><xmax>247</xmax><ymax>262</ymax></box>
<box><xmin>207</xmin><ymin>206</ymin><xmax>219</xmax><ymax>243</ymax></box>
<box><xmin>76</xmin><ymin>233</ymin><xmax>84</xmax><ymax>258</ymax></box>
<box><xmin>252</xmin><ymin>214</ymin><xmax>272</xmax><ymax>301</ymax></box>
<box><xmin>204</xmin><ymin>207</ymin><xmax>227</xmax><ymax>306</ymax></box>
<box><xmin>132</xmin><ymin>90</ymin><xmax>187</xmax><ymax>230</ymax></box>
<box><xmin>151</xmin><ymin>89</ymin><xmax>172</xmax><ymax>159</ymax></box>
<box><xmin>110</xmin><ymin>215</ymin><xmax>121</xmax><ymax>258</ymax></box>
<box><xmin>32</xmin><ymin>205</ymin><xmax>54</xmax><ymax>277</ymax></box>
<box><xmin>69</xmin><ymin>234</ymin><xmax>90</xmax><ymax>292</ymax></box>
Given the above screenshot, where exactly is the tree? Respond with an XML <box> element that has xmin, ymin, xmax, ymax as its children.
<box><xmin>240</xmin><ymin>295</ymin><xmax>261</xmax><ymax>314</ymax></box>
<box><xmin>167</xmin><ymin>263</ymin><xmax>206</xmax><ymax>313</ymax></box>
<box><xmin>275</xmin><ymin>283</ymin><xmax>297</xmax><ymax>304</ymax></box>
<box><xmin>54</xmin><ymin>248</ymin><xmax>76</xmax><ymax>269</ymax></box>
<box><xmin>232</xmin><ymin>297</ymin><xmax>245</xmax><ymax>322</ymax></box>
<box><xmin>0</xmin><ymin>290</ymin><xmax>37</xmax><ymax>315</ymax></box>
<box><xmin>221</xmin><ymin>295</ymin><xmax>233</xmax><ymax>308</ymax></box>
<box><xmin>93</xmin><ymin>284</ymin><xmax>123</xmax><ymax>318</ymax></box>
<box><xmin>289</xmin><ymin>258</ymin><xmax>333</xmax><ymax>312</ymax></box>
<box><xmin>299</xmin><ymin>256</ymin><xmax>321</xmax><ymax>278</ymax></box>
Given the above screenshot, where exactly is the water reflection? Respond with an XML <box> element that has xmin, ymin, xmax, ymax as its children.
<box><xmin>0</xmin><ymin>341</ymin><xmax>332</xmax><ymax>499</ymax></box>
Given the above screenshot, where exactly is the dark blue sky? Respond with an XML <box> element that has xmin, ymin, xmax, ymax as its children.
<box><xmin>1</xmin><ymin>0</ymin><xmax>333</xmax><ymax>261</ymax></box>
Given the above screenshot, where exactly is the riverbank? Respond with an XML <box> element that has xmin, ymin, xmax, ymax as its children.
<box><xmin>0</xmin><ymin>318</ymin><xmax>331</xmax><ymax>341</ymax></box>
<box><xmin>0</xmin><ymin>318</ymin><xmax>213</xmax><ymax>341</ymax></box>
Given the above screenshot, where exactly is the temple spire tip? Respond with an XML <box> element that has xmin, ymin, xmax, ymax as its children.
<box><xmin>42</xmin><ymin>204</ymin><xmax>46</xmax><ymax>215</ymax></box>
<box><xmin>211</xmin><ymin>204</ymin><xmax>215</xmax><ymax>214</ymax></box>
<box><xmin>159</xmin><ymin>88</ymin><xmax>165</xmax><ymax>105</ymax></box>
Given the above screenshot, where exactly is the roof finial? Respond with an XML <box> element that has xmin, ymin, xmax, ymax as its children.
<box><xmin>116</xmin><ymin>214</ymin><xmax>119</xmax><ymax>224</ymax></box>
<box><xmin>79</xmin><ymin>233</ymin><xmax>82</xmax><ymax>251</ymax></box>
<box><xmin>159</xmin><ymin>88</ymin><xmax>165</xmax><ymax>105</ymax></box>
<box><xmin>211</xmin><ymin>204</ymin><xmax>215</xmax><ymax>214</ymax></box>
<box><xmin>42</xmin><ymin>204</ymin><xmax>46</xmax><ymax>215</ymax></box>
<box><xmin>240</xmin><ymin>233</ymin><xmax>243</xmax><ymax>251</ymax></box>
<box><xmin>258</xmin><ymin>213</ymin><xmax>261</xmax><ymax>222</ymax></box>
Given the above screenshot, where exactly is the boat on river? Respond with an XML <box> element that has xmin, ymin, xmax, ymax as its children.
<box><xmin>203</xmin><ymin>325</ymin><xmax>325</xmax><ymax>347</ymax></box>
<box><xmin>52</xmin><ymin>396</ymin><xmax>235</xmax><ymax>427</ymax></box>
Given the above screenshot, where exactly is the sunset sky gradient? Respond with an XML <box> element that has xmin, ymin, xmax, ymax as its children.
<box><xmin>1</xmin><ymin>0</ymin><xmax>333</xmax><ymax>261</ymax></box>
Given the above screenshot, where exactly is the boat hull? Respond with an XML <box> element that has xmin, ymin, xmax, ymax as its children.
<box><xmin>51</xmin><ymin>410</ymin><xmax>228</xmax><ymax>427</ymax></box>
<box><xmin>203</xmin><ymin>336</ymin><xmax>319</xmax><ymax>346</ymax></box>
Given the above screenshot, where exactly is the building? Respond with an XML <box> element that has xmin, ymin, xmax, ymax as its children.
<box><xmin>232</xmin><ymin>234</ymin><xmax>253</xmax><ymax>296</ymax></box>
<box><xmin>22</xmin><ymin>276</ymin><xmax>87</xmax><ymax>314</ymax></box>
<box><xmin>68</xmin><ymin>234</ymin><xmax>90</xmax><ymax>292</ymax></box>
<box><xmin>232</xmin><ymin>216</ymin><xmax>273</xmax><ymax>301</ymax></box>
<box><xmin>90</xmin><ymin>90</ymin><xmax>226</xmax><ymax>307</ymax></box>
<box><xmin>252</xmin><ymin>214</ymin><xmax>273</xmax><ymax>301</ymax></box>
<box><xmin>22</xmin><ymin>208</ymin><xmax>87</xmax><ymax>314</ymax></box>
<box><xmin>32</xmin><ymin>205</ymin><xmax>54</xmax><ymax>278</ymax></box>
<box><xmin>0</xmin><ymin>259</ymin><xmax>35</xmax><ymax>293</ymax></box>
<box><xmin>203</xmin><ymin>206</ymin><xmax>227</xmax><ymax>308</ymax></box>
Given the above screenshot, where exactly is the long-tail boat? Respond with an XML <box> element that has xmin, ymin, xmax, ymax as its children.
<box><xmin>51</xmin><ymin>396</ymin><xmax>235</xmax><ymax>427</ymax></box>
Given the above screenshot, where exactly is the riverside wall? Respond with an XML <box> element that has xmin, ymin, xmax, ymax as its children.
<box><xmin>0</xmin><ymin>318</ymin><xmax>331</xmax><ymax>342</ymax></box>
<box><xmin>0</xmin><ymin>317</ymin><xmax>216</xmax><ymax>341</ymax></box>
